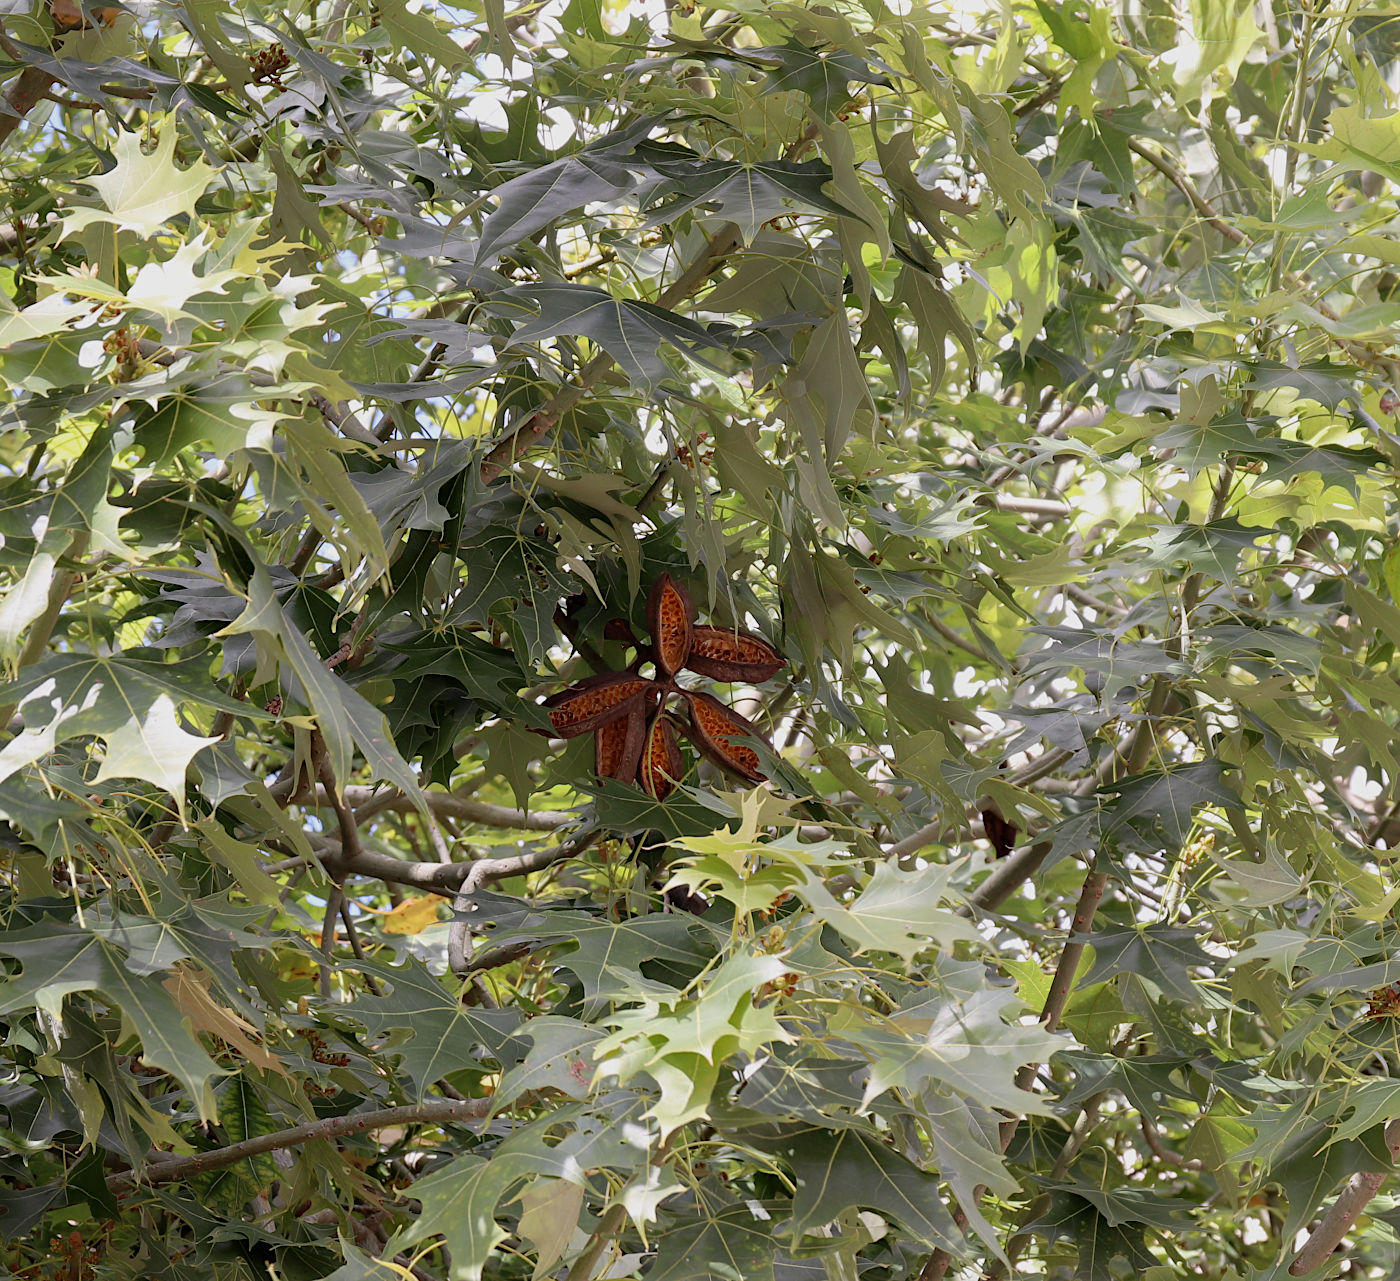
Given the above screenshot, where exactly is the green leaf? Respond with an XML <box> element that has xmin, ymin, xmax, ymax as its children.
<box><xmin>756</xmin><ymin>1124</ymin><xmax>963</xmax><ymax>1250</ymax></box>
<box><xmin>375</xmin><ymin>0</ymin><xmax>473</xmax><ymax>70</ymax></box>
<box><xmin>1098</xmin><ymin>761</ymin><xmax>1240</xmax><ymax>849</ymax></box>
<box><xmin>347</xmin><ymin>955</ymin><xmax>522</xmax><ymax>1094</ymax></box>
<box><xmin>1152</xmin><ymin>415</ymin><xmax>1262</xmax><ymax>474</ymax></box>
<box><xmin>650</xmin><ymin>1200</ymin><xmax>777</xmax><ymax>1281</ymax></box>
<box><xmin>320</xmin><ymin>1241</ymin><xmax>409</xmax><ymax>1281</ymax></box>
<box><xmin>1166</xmin><ymin>0</ymin><xmax>1262</xmax><ymax>103</ymax></box>
<box><xmin>127</xmin><ymin>372</ymin><xmax>262</xmax><ymax>467</ymax></box>
<box><xmin>516</xmin><ymin>1177</ymin><xmax>586</xmax><ymax>1278</ymax></box>
<box><xmin>498</xmin><ymin>284</ymin><xmax>731</xmax><ymax>393</ymax></box>
<box><xmin>1080</xmin><ymin>925</ymin><xmax>1215</xmax><ymax>1004</ymax></box>
<box><xmin>0</xmin><ymin>922</ymin><xmax>222</xmax><ymax>1117</ymax></box>
<box><xmin>390</xmin><ymin>1151</ymin><xmax>536</xmax><ymax>1281</ymax></box>
<box><xmin>596</xmin><ymin>950</ymin><xmax>794</xmax><ymax>1134</ymax></box>
<box><xmin>477</xmin><ymin>146</ymin><xmax>640</xmax><ymax>264</ymax></box>
<box><xmin>1306</xmin><ymin>105</ymin><xmax>1400</xmax><ymax>182</ymax></box>
<box><xmin>752</xmin><ymin>40</ymin><xmax>889</xmax><ymax>114</ymax></box>
<box><xmin>646</xmin><ymin>158</ymin><xmax>867</xmax><ymax>242</ymax></box>
<box><xmin>485</xmin><ymin>906</ymin><xmax>715</xmax><ymax>1008</ymax></box>
<box><xmin>794</xmin><ymin>860</ymin><xmax>981</xmax><ymax>960</ymax></box>
<box><xmin>847</xmin><ymin>985</ymin><xmax>1064</xmax><ymax>1115</ymax></box>
<box><xmin>221</xmin><ymin>568</ymin><xmax>423</xmax><ymax>801</ymax></box>
<box><xmin>1025</xmin><ymin>1189</ymin><xmax>1157</xmax><ymax>1281</ymax></box>
<box><xmin>588</xmin><ymin>778</ymin><xmax>738</xmax><ymax>839</ymax></box>
<box><xmin>1211</xmin><ymin>843</ymin><xmax>1303</xmax><ymax>907</ymax></box>
<box><xmin>0</xmin><ymin>651</ymin><xmax>249</xmax><ymax>808</ymax></box>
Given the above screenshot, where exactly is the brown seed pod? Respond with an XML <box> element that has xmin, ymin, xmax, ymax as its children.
<box><xmin>685</xmin><ymin>625</ymin><xmax>786</xmax><ymax>683</ymax></box>
<box><xmin>541</xmin><ymin>672</ymin><xmax>650</xmax><ymax>738</ymax></box>
<box><xmin>595</xmin><ymin>705</ymin><xmax>646</xmax><ymax>783</ymax></box>
<box><xmin>681</xmin><ymin>690</ymin><xmax>768</xmax><ymax>782</ymax></box>
<box><xmin>639</xmin><ymin>710</ymin><xmax>683</xmax><ymax>799</ymax></box>
<box><xmin>647</xmin><ymin>573</ymin><xmax>693</xmax><ymax>676</ymax></box>
<box><xmin>980</xmin><ymin>808</ymin><xmax>1018</xmax><ymax>859</ymax></box>
<box><xmin>603</xmin><ymin>617</ymin><xmax>642</xmax><ymax>648</ymax></box>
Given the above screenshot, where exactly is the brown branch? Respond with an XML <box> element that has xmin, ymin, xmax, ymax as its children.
<box><xmin>975</xmin><ymin>494</ymin><xmax>1072</xmax><ymax>518</ymax></box>
<box><xmin>565</xmin><ymin>1202</ymin><xmax>629</xmax><ymax>1281</ymax></box>
<box><xmin>886</xmin><ymin>748</ymin><xmax>1074</xmax><ymax>862</ymax></box>
<box><xmin>447</xmin><ymin>828</ymin><xmax>604</xmax><ymax>976</ymax></box>
<box><xmin>966</xmin><ymin>839</ymin><xmax>1050</xmax><ymax>913</ymax></box>
<box><xmin>42</xmin><ymin>88</ymin><xmax>100</xmax><ymax>109</ymax></box>
<box><xmin>635</xmin><ymin>462</ymin><xmax>673</xmax><ymax>513</ymax></box>
<box><xmin>462</xmin><ymin>940</ymin><xmax>533</xmax><ymax>974</ymax></box>
<box><xmin>0</xmin><ymin>66</ymin><xmax>56</xmax><ymax>148</ymax></box>
<box><xmin>280</xmin><ymin>821</ymin><xmax>602</xmax><ymax>896</ymax></box>
<box><xmin>921</xmin><ymin>858</ymin><xmax>1109</xmax><ymax>1281</ymax></box>
<box><xmin>105</xmin><ymin>1098</ymin><xmax>492</xmax><ymax>1192</ymax></box>
<box><xmin>1127</xmin><ymin>139</ymin><xmax>1248</xmax><ymax>245</ymax></box>
<box><xmin>1140</xmin><ymin>1114</ymin><xmax>1203</xmax><ymax>1171</ymax></box>
<box><xmin>1290</xmin><ymin>1118</ymin><xmax>1400</xmax><ymax>1274</ymax></box>
<box><xmin>315</xmin><ymin>744</ymin><xmax>362</xmax><ymax>861</ymax></box>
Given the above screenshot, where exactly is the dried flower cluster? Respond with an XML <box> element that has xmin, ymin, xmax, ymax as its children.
<box><xmin>539</xmin><ymin>574</ymin><xmax>786</xmax><ymax>798</ymax></box>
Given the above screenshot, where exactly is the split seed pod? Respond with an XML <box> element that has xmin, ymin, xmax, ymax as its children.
<box><xmin>686</xmin><ymin>625</ymin><xmax>786</xmax><ymax>683</ymax></box>
<box><xmin>639</xmin><ymin>711</ymin><xmax>683</xmax><ymax>799</ymax></box>
<box><xmin>596</xmin><ymin>705</ymin><xmax>646</xmax><ymax>783</ymax></box>
<box><xmin>542</xmin><ymin>672</ymin><xmax>650</xmax><ymax>738</ymax></box>
<box><xmin>647</xmin><ymin>573</ymin><xmax>693</xmax><ymax>676</ymax></box>
<box><xmin>682</xmin><ymin>690</ymin><xmax>768</xmax><ymax>782</ymax></box>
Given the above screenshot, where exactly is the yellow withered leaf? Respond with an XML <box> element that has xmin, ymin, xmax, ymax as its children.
<box><xmin>382</xmin><ymin>895</ymin><xmax>446</xmax><ymax>935</ymax></box>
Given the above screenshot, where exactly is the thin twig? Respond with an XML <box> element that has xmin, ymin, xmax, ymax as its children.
<box><xmin>338</xmin><ymin>900</ymin><xmax>382</xmax><ymax>996</ymax></box>
<box><xmin>965</xmin><ymin>840</ymin><xmax>1050</xmax><ymax>913</ymax></box>
<box><xmin>318</xmin><ymin>885</ymin><xmax>344</xmax><ymax>1000</ymax></box>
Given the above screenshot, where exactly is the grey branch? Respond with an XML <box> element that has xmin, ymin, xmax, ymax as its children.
<box><xmin>332</xmin><ymin>785</ymin><xmax>572</xmax><ymax>830</ymax></box>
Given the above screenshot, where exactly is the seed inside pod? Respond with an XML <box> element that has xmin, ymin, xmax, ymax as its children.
<box><xmin>542</xmin><ymin>672</ymin><xmax>650</xmax><ymax>737</ymax></box>
<box><xmin>639</xmin><ymin>710</ymin><xmax>683</xmax><ymax>799</ymax></box>
<box><xmin>681</xmin><ymin>689</ymin><xmax>768</xmax><ymax>782</ymax></box>
<box><xmin>596</xmin><ymin>705</ymin><xmax>646</xmax><ymax>783</ymax></box>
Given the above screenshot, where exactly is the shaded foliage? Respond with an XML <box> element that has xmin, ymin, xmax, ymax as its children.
<box><xmin>1</xmin><ymin>0</ymin><xmax>1400</xmax><ymax>1278</ymax></box>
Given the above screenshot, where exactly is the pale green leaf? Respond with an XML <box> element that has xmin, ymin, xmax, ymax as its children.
<box><xmin>67</xmin><ymin>123</ymin><xmax>216</xmax><ymax>239</ymax></box>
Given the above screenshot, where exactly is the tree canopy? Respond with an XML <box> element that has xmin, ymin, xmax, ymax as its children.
<box><xmin>3</xmin><ymin>0</ymin><xmax>1400</xmax><ymax>1277</ymax></box>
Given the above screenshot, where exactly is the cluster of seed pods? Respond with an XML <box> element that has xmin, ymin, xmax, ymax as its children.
<box><xmin>539</xmin><ymin>575</ymin><xmax>786</xmax><ymax>798</ymax></box>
